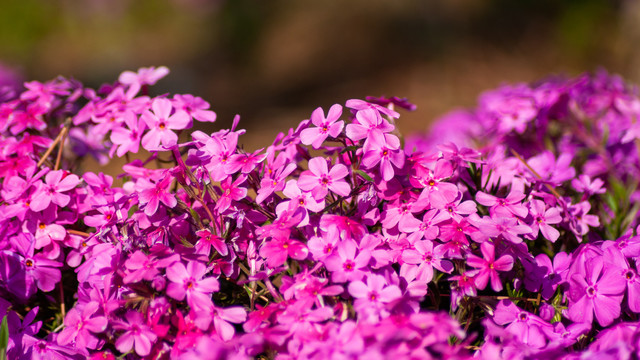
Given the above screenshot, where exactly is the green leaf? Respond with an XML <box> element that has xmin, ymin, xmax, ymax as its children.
<box><xmin>179</xmin><ymin>236</ymin><xmax>194</xmax><ymax>248</ymax></box>
<box><xmin>339</xmin><ymin>146</ymin><xmax>359</xmax><ymax>154</ymax></box>
<box><xmin>355</xmin><ymin>169</ymin><xmax>373</xmax><ymax>182</ymax></box>
<box><xmin>0</xmin><ymin>315</ymin><xmax>8</xmax><ymax>360</ymax></box>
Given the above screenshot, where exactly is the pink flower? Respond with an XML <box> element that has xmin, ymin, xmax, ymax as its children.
<box><xmin>140</xmin><ymin>98</ymin><xmax>190</xmax><ymax>150</ymax></box>
<box><xmin>136</xmin><ymin>173</ymin><xmax>177</xmax><ymax>216</ymax></box>
<box><xmin>195</xmin><ymin>229</ymin><xmax>228</xmax><ymax>257</ymax></box>
<box><xmin>348</xmin><ymin>274</ymin><xmax>402</xmax><ymax>322</ymax></box>
<box><xmin>114</xmin><ymin>310</ymin><xmax>158</xmax><ymax>357</ymax></box>
<box><xmin>57</xmin><ymin>302</ymin><xmax>108</xmax><ymax>350</ymax></box>
<box><xmin>401</xmin><ymin>240</ymin><xmax>453</xmax><ymax>282</ymax></box>
<box><xmin>528</xmin><ymin>199</ymin><xmax>562</xmax><ymax>242</ymax></box>
<box><xmin>172</xmin><ymin>94</ymin><xmax>217</xmax><ymax>123</ymax></box>
<box><xmin>567</xmin><ymin>257</ymin><xmax>625</xmax><ymax>326</ymax></box>
<box><xmin>300</xmin><ymin>104</ymin><xmax>344</xmax><ymax>149</ymax></box>
<box><xmin>215</xmin><ymin>175</ymin><xmax>247</xmax><ymax>213</ymax></box>
<box><xmin>361</xmin><ymin>133</ymin><xmax>405</xmax><ymax>181</ymax></box>
<box><xmin>475</xmin><ymin>189</ymin><xmax>528</xmax><ymax>219</ymax></box>
<box><xmin>193</xmin><ymin>305</ymin><xmax>247</xmax><ymax>341</ymax></box>
<box><xmin>298</xmin><ymin>157</ymin><xmax>350</xmax><ymax>200</ymax></box>
<box><xmin>166</xmin><ymin>261</ymin><xmax>220</xmax><ymax>311</ymax></box>
<box><xmin>259</xmin><ymin>235</ymin><xmax>309</xmax><ymax>268</ymax></box>
<box><xmin>29</xmin><ymin>170</ymin><xmax>80</xmax><ymax>212</ymax></box>
<box><xmin>119</xmin><ymin>66</ymin><xmax>169</xmax><ymax>97</ymax></box>
<box><xmin>466</xmin><ymin>242</ymin><xmax>514</xmax><ymax>291</ymax></box>
<box><xmin>109</xmin><ymin>110</ymin><xmax>146</xmax><ymax>157</ymax></box>
<box><xmin>324</xmin><ymin>240</ymin><xmax>371</xmax><ymax>283</ymax></box>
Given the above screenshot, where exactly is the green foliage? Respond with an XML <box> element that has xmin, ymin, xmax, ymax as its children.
<box><xmin>0</xmin><ymin>315</ymin><xmax>8</xmax><ymax>360</ymax></box>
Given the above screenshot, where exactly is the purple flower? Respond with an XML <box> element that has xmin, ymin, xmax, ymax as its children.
<box><xmin>324</xmin><ymin>240</ymin><xmax>371</xmax><ymax>283</ymax></box>
<box><xmin>476</xmin><ymin>189</ymin><xmax>527</xmax><ymax>219</ymax></box>
<box><xmin>118</xmin><ymin>66</ymin><xmax>169</xmax><ymax>97</ymax></box>
<box><xmin>114</xmin><ymin>310</ymin><xmax>158</xmax><ymax>357</ymax></box>
<box><xmin>348</xmin><ymin>274</ymin><xmax>402</xmax><ymax>322</ymax></box>
<box><xmin>109</xmin><ymin>110</ymin><xmax>145</xmax><ymax>157</ymax></box>
<box><xmin>527</xmin><ymin>199</ymin><xmax>562</xmax><ymax>242</ymax></box>
<box><xmin>300</xmin><ymin>104</ymin><xmax>344</xmax><ymax>149</ymax></box>
<box><xmin>567</xmin><ymin>257</ymin><xmax>625</xmax><ymax>326</ymax></box>
<box><xmin>136</xmin><ymin>173</ymin><xmax>177</xmax><ymax>216</ymax></box>
<box><xmin>30</xmin><ymin>170</ymin><xmax>80</xmax><ymax>212</ymax></box>
<box><xmin>2</xmin><ymin>233</ymin><xmax>62</xmax><ymax>300</ymax></box>
<box><xmin>57</xmin><ymin>302</ymin><xmax>108</xmax><ymax>350</ymax></box>
<box><xmin>401</xmin><ymin>240</ymin><xmax>453</xmax><ymax>282</ymax></box>
<box><xmin>172</xmin><ymin>93</ymin><xmax>217</xmax><ymax>123</ymax></box>
<box><xmin>193</xmin><ymin>305</ymin><xmax>247</xmax><ymax>341</ymax></box>
<box><xmin>166</xmin><ymin>261</ymin><xmax>220</xmax><ymax>311</ymax></box>
<box><xmin>493</xmin><ymin>300</ymin><xmax>551</xmax><ymax>349</ymax></box>
<box><xmin>361</xmin><ymin>133</ymin><xmax>405</xmax><ymax>181</ymax></box>
<box><xmin>466</xmin><ymin>242</ymin><xmax>514</xmax><ymax>291</ymax></box>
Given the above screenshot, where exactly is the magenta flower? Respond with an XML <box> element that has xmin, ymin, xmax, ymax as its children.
<box><xmin>114</xmin><ymin>310</ymin><xmax>158</xmax><ymax>357</ymax></box>
<box><xmin>57</xmin><ymin>302</ymin><xmax>108</xmax><ymax>350</ymax></box>
<box><xmin>136</xmin><ymin>174</ymin><xmax>177</xmax><ymax>216</ymax></box>
<box><xmin>226</xmin><ymin>148</ymin><xmax>267</xmax><ymax>174</ymax></box>
<box><xmin>256</xmin><ymin>154</ymin><xmax>297</xmax><ymax>204</ymax></box>
<box><xmin>492</xmin><ymin>300</ymin><xmax>551</xmax><ymax>349</ymax></box>
<box><xmin>215</xmin><ymin>175</ymin><xmax>247</xmax><ymax>213</ymax></box>
<box><xmin>361</xmin><ymin>133</ymin><xmax>405</xmax><ymax>181</ymax></box>
<box><xmin>345</xmin><ymin>108</ymin><xmax>390</xmax><ymax>142</ymax></box>
<box><xmin>30</xmin><ymin>170</ymin><xmax>80</xmax><ymax>212</ymax></box>
<box><xmin>193</xmin><ymin>305</ymin><xmax>247</xmax><ymax>341</ymax></box>
<box><xmin>472</xmin><ymin>216</ymin><xmax>532</xmax><ymax>244</ymax></box>
<box><xmin>166</xmin><ymin>261</ymin><xmax>220</xmax><ymax>311</ymax></box>
<box><xmin>466</xmin><ymin>242</ymin><xmax>514</xmax><ymax>291</ymax></box>
<box><xmin>119</xmin><ymin>66</ymin><xmax>169</xmax><ymax>97</ymax></box>
<box><xmin>140</xmin><ymin>98</ymin><xmax>190</xmax><ymax>150</ymax></box>
<box><xmin>276</xmin><ymin>179</ymin><xmax>324</xmax><ymax>227</ymax></box>
<box><xmin>2</xmin><ymin>233</ymin><xmax>62</xmax><ymax>300</ymax></box>
<box><xmin>259</xmin><ymin>235</ymin><xmax>309</xmax><ymax>268</ymax></box>
<box><xmin>348</xmin><ymin>274</ymin><xmax>402</xmax><ymax>321</ymax></box>
<box><xmin>324</xmin><ymin>240</ymin><xmax>371</xmax><ymax>283</ymax></box>
<box><xmin>401</xmin><ymin>240</ymin><xmax>453</xmax><ymax>282</ymax></box>
<box><xmin>567</xmin><ymin>257</ymin><xmax>625</xmax><ymax>326</ymax></box>
<box><xmin>346</xmin><ymin>98</ymin><xmax>400</xmax><ymax>118</ymax></box>
<box><xmin>300</xmin><ymin>104</ymin><xmax>344</xmax><ymax>149</ymax></box>
<box><xmin>528</xmin><ymin>199</ymin><xmax>562</xmax><ymax>242</ymax></box>
<box><xmin>571</xmin><ymin>174</ymin><xmax>606</xmax><ymax>196</ymax></box>
<box><xmin>172</xmin><ymin>94</ymin><xmax>217</xmax><ymax>123</ymax></box>
<box><xmin>109</xmin><ymin>110</ymin><xmax>145</xmax><ymax>157</ymax></box>
<box><xmin>195</xmin><ymin>228</ymin><xmax>228</xmax><ymax>257</ymax></box>
<box><xmin>430</xmin><ymin>191</ymin><xmax>477</xmax><ymax>222</ymax></box>
<box><xmin>298</xmin><ymin>157</ymin><xmax>350</xmax><ymax>200</ymax></box>
<box><xmin>475</xmin><ymin>189</ymin><xmax>527</xmax><ymax>219</ymax></box>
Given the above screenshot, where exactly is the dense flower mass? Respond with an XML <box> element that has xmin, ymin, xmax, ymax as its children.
<box><xmin>2</xmin><ymin>67</ymin><xmax>640</xmax><ymax>359</ymax></box>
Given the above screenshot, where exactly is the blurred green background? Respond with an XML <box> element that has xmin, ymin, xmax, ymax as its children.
<box><xmin>0</xmin><ymin>0</ymin><xmax>637</xmax><ymax>149</ymax></box>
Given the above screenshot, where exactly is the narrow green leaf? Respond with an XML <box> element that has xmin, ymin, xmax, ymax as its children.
<box><xmin>179</xmin><ymin>236</ymin><xmax>194</xmax><ymax>248</ymax></box>
<box><xmin>0</xmin><ymin>315</ymin><xmax>8</xmax><ymax>360</ymax></box>
<box><xmin>355</xmin><ymin>170</ymin><xmax>373</xmax><ymax>182</ymax></box>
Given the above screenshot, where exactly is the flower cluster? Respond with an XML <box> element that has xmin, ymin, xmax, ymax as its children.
<box><xmin>2</xmin><ymin>67</ymin><xmax>640</xmax><ymax>359</ymax></box>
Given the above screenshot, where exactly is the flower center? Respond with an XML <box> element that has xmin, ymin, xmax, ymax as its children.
<box><xmin>25</xmin><ymin>259</ymin><xmax>34</xmax><ymax>267</ymax></box>
<box><xmin>586</xmin><ymin>286</ymin><xmax>596</xmax><ymax>297</ymax></box>
<box><xmin>626</xmin><ymin>270</ymin><xmax>635</xmax><ymax>280</ymax></box>
<box><xmin>344</xmin><ymin>261</ymin><xmax>354</xmax><ymax>271</ymax></box>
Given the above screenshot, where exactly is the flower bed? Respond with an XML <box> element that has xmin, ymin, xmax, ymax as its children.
<box><xmin>1</xmin><ymin>67</ymin><xmax>640</xmax><ymax>359</ymax></box>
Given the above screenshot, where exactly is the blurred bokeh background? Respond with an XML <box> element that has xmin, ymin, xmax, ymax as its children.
<box><xmin>1</xmin><ymin>0</ymin><xmax>638</xmax><ymax>150</ymax></box>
